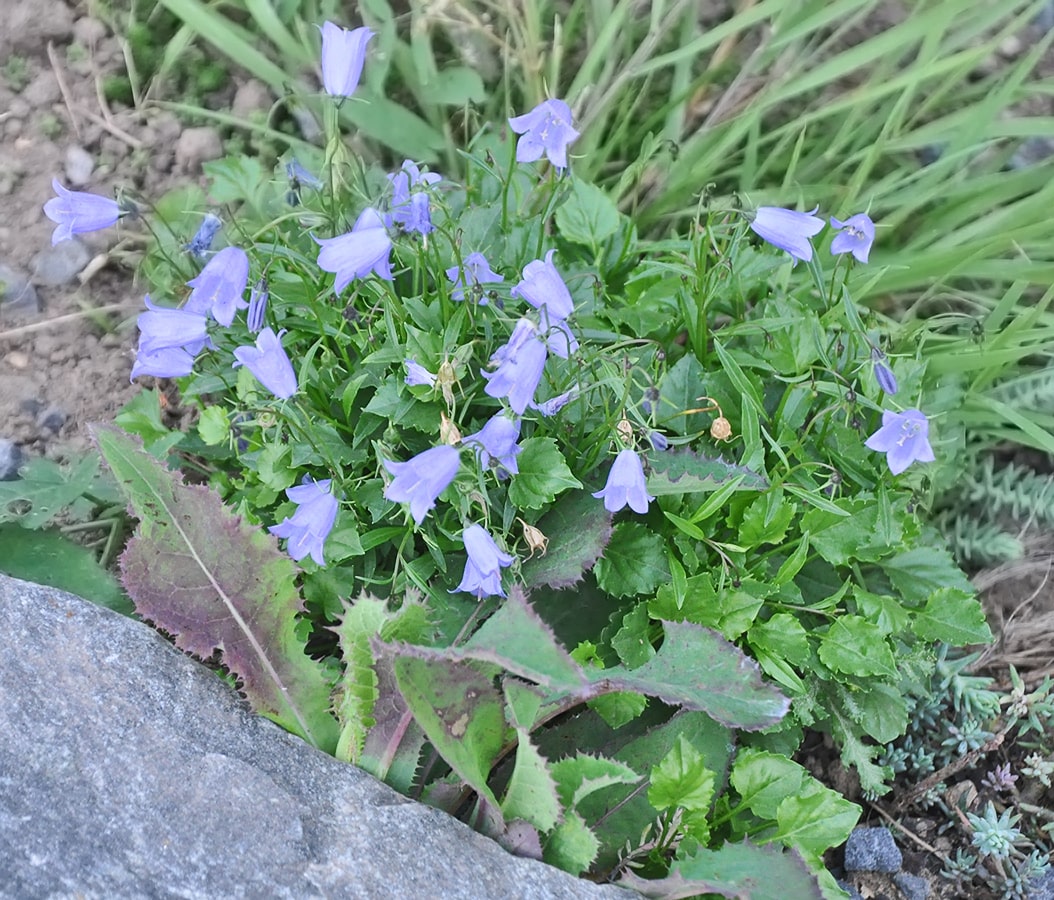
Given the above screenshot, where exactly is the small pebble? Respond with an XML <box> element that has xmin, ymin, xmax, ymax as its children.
<box><xmin>64</xmin><ymin>146</ymin><xmax>95</xmax><ymax>187</ymax></box>
<box><xmin>175</xmin><ymin>126</ymin><xmax>223</xmax><ymax>173</ymax></box>
<box><xmin>0</xmin><ymin>439</ymin><xmax>23</xmax><ymax>481</ymax></box>
<box><xmin>0</xmin><ymin>263</ymin><xmax>39</xmax><ymax>314</ymax></box>
<box><xmin>893</xmin><ymin>872</ymin><xmax>930</xmax><ymax>900</ymax></box>
<box><xmin>843</xmin><ymin>826</ymin><xmax>903</xmax><ymax>873</ymax></box>
<box><xmin>6</xmin><ymin>350</ymin><xmax>30</xmax><ymax>370</ymax></box>
<box><xmin>32</xmin><ymin>239</ymin><xmax>91</xmax><ymax>286</ymax></box>
<box><xmin>36</xmin><ymin>406</ymin><xmax>68</xmax><ymax>433</ymax></box>
<box><xmin>232</xmin><ymin>79</ymin><xmax>272</xmax><ymax>118</ymax></box>
<box><xmin>73</xmin><ymin>16</ymin><xmax>107</xmax><ymax>45</ymax></box>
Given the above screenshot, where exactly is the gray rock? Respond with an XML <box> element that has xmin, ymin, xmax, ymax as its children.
<box><xmin>1030</xmin><ymin>868</ymin><xmax>1054</xmax><ymax>900</ymax></box>
<box><xmin>22</xmin><ymin>70</ymin><xmax>61</xmax><ymax>108</ymax></box>
<box><xmin>175</xmin><ymin>126</ymin><xmax>224</xmax><ymax>173</ymax></box>
<box><xmin>843</xmin><ymin>826</ymin><xmax>902</xmax><ymax>873</ymax></box>
<box><xmin>0</xmin><ymin>439</ymin><xmax>22</xmax><ymax>480</ymax></box>
<box><xmin>0</xmin><ymin>263</ymin><xmax>39</xmax><ymax>314</ymax></box>
<box><xmin>893</xmin><ymin>872</ymin><xmax>929</xmax><ymax>900</ymax></box>
<box><xmin>232</xmin><ymin>79</ymin><xmax>272</xmax><ymax>118</ymax></box>
<box><xmin>0</xmin><ymin>574</ymin><xmax>631</xmax><ymax>900</ymax></box>
<box><xmin>64</xmin><ymin>145</ymin><xmax>96</xmax><ymax>187</ymax></box>
<box><xmin>32</xmin><ymin>238</ymin><xmax>91</xmax><ymax>285</ymax></box>
<box><xmin>35</xmin><ymin>405</ymin><xmax>68</xmax><ymax>433</ymax></box>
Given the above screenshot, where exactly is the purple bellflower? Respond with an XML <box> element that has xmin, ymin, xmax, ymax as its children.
<box><xmin>383</xmin><ymin>445</ymin><xmax>461</xmax><ymax>525</ymax></box>
<box><xmin>286</xmin><ymin>159</ymin><xmax>323</xmax><ymax>190</ymax></box>
<box><xmin>482</xmin><ymin>318</ymin><xmax>548</xmax><ymax>415</ymax></box>
<box><xmin>593</xmin><ymin>448</ymin><xmax>654</xmax><ymax>514</ymax></box>
<box><xmin>246</xmin><ymin>278</ymin><xmax>268</xmax><ymax>333</ymax></box>
<box><xmin>455</xmin><ymin>524</ymin><xmax>515</xmax><ymax>600</ymax></box>
<box><xmin>185</xmin><ymin>246</ymin><xmax>250</xmax><ymax>327</ymax></box>
<box><xmin>648</xmin><ymin>431</ymin><xmax>670</xmax><ymax>452</ymax></box>
<box><xmin>874</xmin><ymin>362</ymin><xmax>898</xmax><ymax>395</ymax></box>
<box><xmin>446</xmin><ymin>252</ymin><xmax>504</xmax><ymax>304</ymax></box>
<box><xmin>511</xmin><ymin>250</ymin><xmax>574</xmax><ymax>321</ymax></box>
<box><xmin>463</xmin><ymin>412</ymin><xmax>522</xmax><ymax>475</ymax></box>
<box><xmin>233</xmin><ymin>327</ymin><xmax>298</xmax><ymax>399</ymax></box>
<box><xmin>404</xmin><ymin>359</ymin><xmax>437</xmax><ymax>388</ymax></box>
<box><xmin>136</xmin><ymin>295</ymin><xmax>209</xmax><ymax>356</ymax></box>
<box><xmin>268</xmin><ymin>478</ymin><xmax>338</xmax><ymax>566</ymax></box>
<box><xmin>831</xmin><ymin>213</ymin><xmax>876</xmax><ymax>264</ymax></box>
<box><xmin>316</xmin><ymin>207</ymin><xmax>393</xmax><ymax>291</ymax></box>
<box><xmin>508</xmin><ymin>99</ymin><xmax>580</xmax><ymax>171</ymax></box>
<box><xmin>864</xmin><ymin>408</ymin><xmax>935</xmax><ymax>475</ymax></box>
<box><xmin>130</xmin><ymin>345</ymin><xmax>197</xmax><ymax>381</ymax></box>
<box><xmin>320</xmin><ymin>21</ymin><xmax>373</xmax><ymax>97</ymax></box>
<box><xmin>43</xmin><ymin>179</ymin><xmax>122</xmax><ymax>245</ymax></box>
<box><xmin>388</xmin><ymin>160</ymin><xmax>442</xmax><ymax>235</ymax></box>
<box><xmin>185</xmin><ymin>213</ymin><xmax>222</xmax><ymax>259</ymax></box>
<box><xmin>749</xmin><ymin>206</ymin><xmax>825</xmax><ymax>263</ymax></box>
<box><xmin>538</xmin><ymin>313</ymin><xmax>579</xmax><ymax>359</ymax></box>
<box><xmin>531</xmin><ymin>387</ymin><xmax>578</xmax><ymax>417</ymax></box>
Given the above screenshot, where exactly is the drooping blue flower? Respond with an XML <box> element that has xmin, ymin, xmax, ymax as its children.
<box><xmin>508</xmin><ymin>99</ymin><xmax>580</xmax><ymax>171</ymax></box>
<box><xmin>531</xmin><ymin>387</ymin><xmax>578</xmax><ymax>417</ymax></box>
<box><xmin>446</xmin><ymin>252</ymin><xmax>504</xmax><ymax>303</ymax></box>
<box><xmin>388</xmin><ymin>160</ymin><xmax>442</xmax><ymax>235</ymax></box>
<box><xmin>43</xmin><ymin>178</ymin><xmax>122</xmax><ymax>245</ymax></box>
<box><xmin>315</xmin><ymin>207</ymin><xmax>393</xmax><ymax>291</ymax></box>
<box><xmin>455</xmin><ymin>524</ymin><xmax>515</xmax><ymax>599</ymax></box>
<box><xmin>246</xmin><ymin>278</ymin><xmax>268</xmax><ymax>333</ymax></box>
<box><xmin>864</xmin><ymin>409</ymin><xmax>935</xmax><ymax>475</ymax></box>
<box><xmin>830</xmin><ymin>213</ymin><xmax>876</xmax><ymax>264</ymax></box>
<box><xmin>285</xmin><ymin>159</ymin><xmax>323</xmax><ymax>190</ymax></box>
<box><xmin>185</xmin><ymin>213</ymin><xmax>222</xmax><ymax>259</ymax></box>
<box><xmin>404</xmin><ymin>358</ymin><xmax>437</xmax><ymax>388</ymax></box>
<box><xmin>185</xmin><ymin>246</ymin><xmax>250</xmax><ymax>327</ymax></box>
<box><xmin>648</xmin><ymin>431</ymin><xmax>670</xmax><ymax>452</ymax></box>
<box><xmin>383</xmin><ymin>445</ymin><xmax>461</xmax><ymax>525</ymax></box>
<box><xmin>749</xmin><ymin>206</ymin><xmax>825</xmax><ymax>263</ymax></box>
<box><xmin>874</xmin><ymin>362</ymin><xmax>898</xmax><ymax>395</ymax></box>
<box><xmin>136</xmin><ymin>295</ymin><xmax>209</xmax><ymax>355</ymax></box>
<box><xmin>463</xmin><ymin>412</ymin><xmax>522</xmax><ymax>475</ymax></box>
<box><xmin>482</xmin><ymin>318</ymin><xmax>548</xmax><ymax>415</ymax></box>
<box><xmin>130</xmin><ymin>344</ymin><xmax>197</xmax><ymax>381</ymax></box>
<box><xmin>233</xmin><ymin>327</ymin><xmax>298</xmax><ymax>399</ymax></box>
<box><xmin>511</xmin><ymin>250</ymin><xmax>574</xmax><ymax>321</ymax></box>
<box><xmin>268</xmin><ymin>478</ymin><xmax>339</xmax><ymax>567</ymax></box>
<box><xmin>320</xmin><ymin>21</ymin><xmax>373</xmax><ymax>97</ymax></box>
<box><xmin>592</xmin><ymin>448</ymin><xmax>654</xmax><ymax>514</ymax></box>
<box><xmin>538</xmin><ymin>312</ymin><xmax>579</xmax><ymax>359</ymax></box>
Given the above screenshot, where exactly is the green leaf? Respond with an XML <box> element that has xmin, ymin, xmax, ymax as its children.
<box><xmin>521</xmin><ymin>491</ymin><xmax>612</xmax><ymax>591</ymax></box>
<box><xmin>0</xmin><ymin>455</ymin><xmax>102</xmax><ymax>529</ymax></box>
<box><xmin>776</xmin><ymin>784</ymin><xmax>860</xmax><ymax>860</ymax></box>
<box><xmin>0</xmin><ymin>524</ymin><xmax>132</xmax><ymax>615</ymax></box>
<box><xmin>95</xmin><ymin>425</ymin><xmax>338</xmax><ymax>752</ymax></box>
<box><xmin>507</xmin><ymin>437</ymin><xmax>582</xmax><ymax>510</ymax></box>
<box><xmin>331</xmin><ymin>595</ymin><xmax>387</xmax><ymax>764</ymax></box>
<box><xmin>555</xmin><ymin>178</ymin><xmax>620</xmax><ymax>249</ymax></box>
<box><xmin>502</xmin><ymin>728</ymin><xmax>562</xmax><ymax>833</ymax></box>
<box><xmin>341</xmin><ymin>93</ymin><xmax>445</xmax><ymax>161</ymax></box>
<box><xmin>418</xmin><ymin>66</ymin><xmax>485</xmax><ymax>106</ymax></box>
<box><xmin>881</xmin><ymin>544</ymin><xmax>975</xmax><ymax>604</ymax></box>
<box><xmin>646</xmin><ymin>448</ymin><xmax>768</xmax><ymax>496</ymax></box>
<box><xmin>544</xmin><ymin>810</ymin><xmax>600</xmax><ymax>875</ymax></box>
<box><xmin>748</xmin><ymin>614</ymin><xmax>811</xmax><ymax>668</ymax></box>
<box><xmin>738</xmin><ymin>489</ymin><xmax>795</xmax><ymax>546</ymax></box>
<box><xmin>620</xmin><ymin>841</ymin><xmax>824</xmax><ymax>900</ymax></box>
<box><xmin>550</xmin><ymin>753</ymin><xmax>640</xmax><ymax>810</ymax></box>
<box><xmin>595</xmin><ymin>523</ymin><xmax>669</xmax><ymax>598</ymax></box>
<box><xmin>817</xmin><ymin>616</ymin><xmax>897</xmax><ymax>679</ymax></box>
<box><xmin>197</xmin><ymin>405</ymin><xmax>230</xmax><ymax>446</ymax></box>
<box><xmin>648</xmin><ymin>734</ymin><xmax>716</xmax><ymax>814</ymax></box>
<box><xmin>803</xmin><ymin>496</ymin><xmax>900</xmax><ymax>566</ymax></box>
<box><xmin>588</xmin><ymin>691</ymin><xmax>647</xmax><ymax>729</ymax></box>
<box><xmin>731</xmin><ymin>748</ymin><xmax>807</xmax><ymax>821</ymax></box>
<box><xmin>913</xmin><ymin>588</ymin><xmax>993</xmax><ymax>645</ymax></box>
<box><xmin>850</xmin><ymin>682</ymin><xmax>909</xmax><ymax>744</ymax></box>
<box><xmin>611</xmin><ymin>603</ymin><xmax>655</xmax><ymax>668</ymax></box>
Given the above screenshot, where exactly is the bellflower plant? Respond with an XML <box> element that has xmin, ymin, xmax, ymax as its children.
<box><xmin>511</xmin><ymin>250</ymin><xmax>575</xmax><ymax>321</ymax></box>
<box><xmin>462</xmin><ymin>412</ymin><xmax>522</xmax><ymax>475</ymax></box>
<box><xmin>130</xmin><ymin>344</ymin><xmax>197</xmax><ymax>381</ymax></box>
<box><xmin>319</xmin><ymin>21</ymin><xmax>373</xmax><ymax>97</ymax></box>
<box><xmin>455</xmin><ymin>524</ymin><xmax>515</xmax><ymax>599</ymax></box>
<box><xmin>135</xmin><ymin>295</ymin><xmax>209</xmax><ymax>355</ymax></box>
<box><xmin>831</xmin><ymin>213</ymin><xmax>876</xmax><ymax>263</ymax></box>
<box><xmin>383</xmin><ymin>445</ymin><xmax>461</xmax><ymax>525</ymax></box>
<box><xmin>388</xmin><ymin>160</ymin><xmax>442</xmax><ymax>235</ymax></box>
<box><xmin>508</xmin><ymin>99</ymin><xmax>580</xmax><ymax>171</ymax></box>
<box><xmin>185</xmin><ymin>246</ymin><xmax>250</xmax><ymax>326</ymax></box>
<box><xmin>447</xmin><ymin>252</ymin><xmax>504</xmax><ymax>303</ymax></box>
<box><xmin>43</xmin><ymin>179</ymin><xmax>122</xmax><ymax>245</ymax></box>
<box><xmin>316</xmin><ymin>207</ymin><xmax>393</xmax><ymax>291</ymax></box>
<box><xmin>233</xmin><ymin>328</ymin><xmax>298</xmax><ymax>399</ymax></box>
<box><xmin>592</xmin><ymin>448</ymin><xmax>654</xmax><ymax>514</ymax></box>
<box><xmin>865</xmin><ymin>409</ymin><xmax>936</xmax><ymax>474</ymax></box>
<box><xmin>268</xmin><ymin>479</ymin><xmax>339</xmax><ymax>566</ymax></box>
<box><xmin>404</xmin><ymin>359</ymin><xmax>437</xmax><ymax>388</ymax></box>
<box><xmin>482</xmin><ymin>319</ymin><xmax>548</xmax><ymax>414</ymax></box>
<box><xmin>185</xmin><ymin>213</ymin><xmax>222</xmax><ymax>259</ymax></box>
<box><xmin>749</xmin><ymin>206</ymin><xmax>825</xmax><ymax>262</ymax></box>
<box><xmin>246</xmin><ymin>279</ymin><xmax>268</xmax><ymax>333</ymax></box>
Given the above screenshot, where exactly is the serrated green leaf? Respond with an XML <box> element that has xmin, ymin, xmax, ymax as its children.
<box><xmin>850</xmin><ymin>682</ymin><xmax>909</xmax><ymax>744</ymax></box>
<box><xmin>0</xmin><ymin>455</ymin><xmax>100</xmax><ymax>529</ymax></box>
<box><xmin>550</xmin><ymin>754</ymin><xmax>640</xmax><ymax>810</ymax></box>
<box><xmin>595</xmin><ymin>523</ymin><xmax>669</xmax><ymax>598</ymax></box>
<box><xmin>748</xmin><ymin>614</ymin><xmax>811</xmax><ymax>667</ymax></box>
<box><xmin>544</xmin><ymin>809</ymin><xmax>600</xmax><ymax>875</ymax></box>
<box><xmin>331</xmin><ymin>595</ymin><xmax>387</xmax><ymax>764</ymax></box>
<box><xmin>776</xmin><ymin>784</ymin><xmax>860</xmax><ymax>860</ymax></box>
<box><xmin>555</xmin><ymin>178</ymin><xmax>620</xmax><ymax>249</ymax></box>
<box><xmin>881</xmin><ymin>544</ymin><xmax>975</xmax><ymax>604</ymax></box>
<box><xmin>739</xmin><ymin>490</ymin><xmax>795</xmax><ymax>546</ymax></box>
<box><xmin>502</xmin><ymin>728</ymin><xmax>562</xmax><ymax>833</ymax></box>
<box><xmin>588</xmin><ymin>691</ymin><xmax>647</xmax><ymax>729</ymax></box>
<box><xmin>507</xmin><ymin>437</ymin><xmax>582</xmax><ymax>510</ymax></box>
<box><xmin>611</xmin><ymin>603</ymin><xmax>655</xmax><ymax>668</ymax></box>
<box><xmin>804</xmin><ymin>496</ymin><xmax>900</xmax><ymax>566</ymax></box>
<box><xmin>913</xmin><ymin>588</ymin><xmax>992</xmax><ymax>645</ymax></box>
<box><xmin>731</xmin><ymin>749</ymin><xmax>807</xmax><ymax>821</ymax></box>
<box><xmin>196</xmin><ymin>405</ymin><xmax>229</xmax><ymax>446</ymax></box>
<box><xmin>648</xmin><ymin>734</ymin><xmax>716</xmax><ymax>814</ymax></box>
<box><xmin>817</xmin><ymin>616</ymin><xmax>897</xmax><ymax>679</ymax></box>
<box><xmin>647</xmin><ymin>448</ymin><xmax>768</xmax><ymax>496</ymax></box>
<box><xmin>521</xmin><ymin>491</ymin><xmax>612</xmax><ymax>591</ymax></box>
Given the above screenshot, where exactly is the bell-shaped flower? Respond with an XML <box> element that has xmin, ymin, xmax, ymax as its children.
<box><xmin>268</xmin><ymin>478</ymin><xmax>339</xmax><ymax>566</ymax></box>
<box><xmin>136</xmin><ymin>295</ymin><xmax>209</xmax><ymax>356</ymax></box>
<box><xmin>130</xmin><ymin>345</ymin><xmax>197</xmax><ymax>381</ymax></box>
<box><xmin>463</xmin><ymin>412</ymin><xmax>522</xmax><ymax>475</ymax></box>
<box><xmin>233</xmin><ymin>327</ymin><xmax>298</xmax><ymax>399</ymax></box>
<box><xmin>316</xmin><ymin>207</ymin><xmax>393</xmax><ymax>292</ymax></box>
<box><xmin>185</xmin><ymin>246</ymin><xmax>250</xmax><ymax>326</ymax></box>
<box><xmin>388</xmin><ymin>160</ymin><xmax>442</xmax><ymax>235</ymax></box>
<box><xmin>455</xmin><ymin>524</ymin><xmax>515</xmax><ymax>600</ymax></box>
<box><xmin>320</xmin><ymin>21</ymin><xmax>373</xmax><ymax>97</ymax></box>
<box><xmin>592</xmin><ymin>448</ymin><xmax>654</xmax><ymax>514</ymax></box>
<box><xmin>511</xmin><ymin>250</ymin><xmax>574</xmax><ymax>321</ymax></box>
<box><xmin>446</xmin><ymin>252</ymin><xmax>504</xmax><ymax>303</ymax></box>
<box><xmin>404</xmin><ymin>358</ymin><xmax>437</xmax><ymax>388</ymax></box>
<box><xmin>286</xmin><ymin>159</ymin><xmax>323</xmax><ymax>190</ymax></box>
<box><xmin>246</xmin><ymin>278</ymin><xmax>268</xmax><ymax>332</ymax></box>
<box><xmin>538</xmin><ymin>312</ymin><xmax>579</xmax><ymax>359</ymax></box>
<box><xmin>749</xmin><ymin>206</ymin><xmax>825</xmax><ymax>263</ymax></box>
<box><xmin>382</xmin><ymin>445</ymin><xmax>461</xmax><ymax>525</ymax></box>
<box><xmin>531</xmin><ymin>387</ymin><xmax>578</xmax><ymax>417</ymax></box>
<box><xmin>830</xmin><ymin>213</ymin><xmax>876</xmax><ymax>264</ymax></box>
<box><xmin>185</xmin><ymin>213</ymin><xmax>222</xmax><ymax>259</ymax></box>
<box><xmin>482</xmin><ymin>319</ymin><xmax>548</xmax><ymax>415</ymax></box>
<box><xmin>43</xmin><ymin>179</ymin><xmax>122</xmax><ymax>245</ymax></box>
<box><xmin>508</xmin><ymin>99</ymin><xmax>580</xmax><ymax>171</ymax></box>
<box><xmin>864</xmin><ymin>408</ymin><xmax>935</xmax><ymax>475</ymax></box>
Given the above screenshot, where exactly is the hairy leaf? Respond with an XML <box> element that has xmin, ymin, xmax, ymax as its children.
<box><xmin>331</xmin><ymin>595</ymin><xmax>387</xmax><ymax>764</ymax></box>
<box><xmin>544</xmin><ymin>810</ymin><xmax>600</xmax><ymax>875</ymax></box>
<box><xmin>358</xmin><ymin>650</ymin><xmax>426</xmax><ymax>793</ymax></box>
<box><xmin>0</xmin><ymin>454</ymin><xmax>103</xmax><ymax>529</ymax></box>
<box><xmin>508</xmin><ymin>437</ymin><xmax>583</xmax><ymax>509</ymax></box>
<box><xmin>550</xmin><ymin>753</ymin><xmax>640</xmax><ymax>809</ymax></box>
<box><xmin>595</xmin><ymin>523</ymin><xmax>669</xmax><ymax>598</ymax></box>
<box><xmin>96</xmin><ymin>425</ymin><xmax>338</xmax><ymax>752</ymax></box>
<box><xmin>646</xmin><ymin>447</ymin><xmax>768</xmax><ymax>496</ymax></box>
<box><xmin>521</xmin><ymin>491</ymin><xmax>612</xmax><ymax>591</ymax></box>
<box><xmin>501</xmin><ymin>728</ymin><xmax>562</xmax><ymax>833</ymax></box>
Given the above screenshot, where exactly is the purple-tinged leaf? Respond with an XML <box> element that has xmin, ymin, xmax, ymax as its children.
<box><xmin>497</xmin><ymin>820</ymin><xmax>544</xmax><ymax>861</ymax></box>
<box><xmin>521</xmin><ymin>491</ymin><xmax>612</xmax><ymax>591</ymax></box>
<box><xmin>94</xmin><ymin>424</ymin><xmax>337</xmax><ymax>752</ymax></box>
<box><xmin>358</xmin><ymin>650</ymin><xmax>426</xmax><ymax>793</ymax></box>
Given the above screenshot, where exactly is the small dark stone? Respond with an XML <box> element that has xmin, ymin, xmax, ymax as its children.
<box><xmin>35</xmin><ymin>406</ymin><xmax>68</xmax><ymax>433</ymax></box>
<box><xmin>843</xmin><ymin>826</ymin><xmax>903</xmax><ymax>873</ymax></box>
<box><xmin>893</xmin><ymin>872</ymin><xmax>930</xmax><ymax>900</ymax></box>
<box><xmin>19</xmin><ymin>398</ymin><xmax>43</xmax><ymax>417</ymax></box>
<box><xmin>0</xmin><ymin>439</ymin><xmax>23</xmax><ymax>481</ymax></box>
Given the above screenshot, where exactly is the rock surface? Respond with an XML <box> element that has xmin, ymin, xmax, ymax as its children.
<box><xmin>0</xmin><ymin>574</ymin><xmax>630</xmax><ymax>899</ymax></box>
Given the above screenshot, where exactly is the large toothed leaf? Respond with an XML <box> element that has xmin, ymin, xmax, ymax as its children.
<box><xmin>521</xmin><ymin>491</ymin><xmax>612</xmax><ymax>591</ymax></box>
<box><xmin>501</xmin><ymin>727</ymin><xmax>562</xmax><ymax>833</ymax></box>
<box><xmin>646</xmin><ymin>447</ymin><xmax>768</xmax><ymax>496</ymax></box>
<box><xmin>95</xmin><ymin>425</ymin><xmax>337</xmax><ymax>752</ymax></box>
<box><xmin>331</xmin><ymin>595</ymin><xmax>387</xmax><ymax>764</ymax></box>
<box><xmin>358</xmin><ymin>650</ymin><xmax>426</xmax><ymax>793</ymax></box>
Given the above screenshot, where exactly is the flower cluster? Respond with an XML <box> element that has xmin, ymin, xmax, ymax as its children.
<box><xmin>748</xmin><ymin>205</ymin><xmax>875</xmax><ymax>265</ymax></box>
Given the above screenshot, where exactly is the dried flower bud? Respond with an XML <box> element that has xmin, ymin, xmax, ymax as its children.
<box><xmin>440</xmin><ymin>412</ymin><xmax>462</xmax><ymax>445</ymax></box>
<box><xmin>437</xmin><ymin>359</ymin><xmax>459</xmax><ymax>407</ymax></box>
<box><xmin>616</xmin><ymin>416</ymin><xmax>634</xmax><ymax>444</ymax></box>
<box><xmin>711</xmin><ymin>416</ymin><xmax>733</xmax><ymax>441</ymax></box>
<box><xmin>517</xmin><ymin>517</ymin><xmax>549</xmax><ymax>559</ymax></box>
